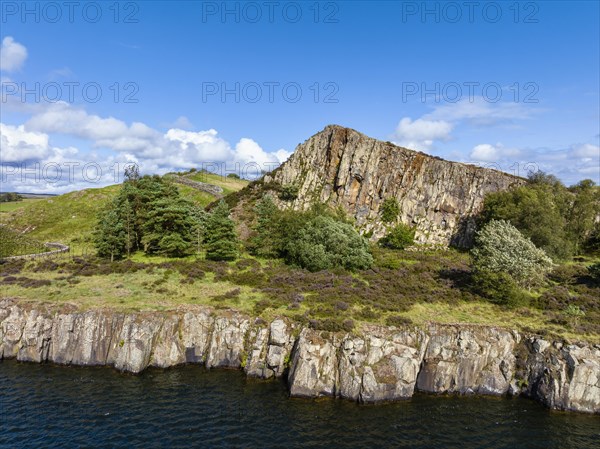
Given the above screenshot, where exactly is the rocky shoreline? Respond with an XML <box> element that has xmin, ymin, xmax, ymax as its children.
<box><xmin>1</xmin><ymin>299</ymin><xmax>598</xmax><ymax>414</ymax></box>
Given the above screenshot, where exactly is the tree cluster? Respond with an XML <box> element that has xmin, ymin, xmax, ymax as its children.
<box><xmin>0</xmin><ymin>192</ymin><xmax>23</xmax><ymax>202</ymax></box>
<box><xmin>249</xmin><ymin>195</ymin><xmax>373</xmax><ymax>271</ymax></box>
<box><xmin>481</xmin><ymin>172</ymin><xmax>600</xmax><ymax>260</ymax></box>
<box><xmin>94</xmin><ymin>168</ymin><xmax>239</xmax><ymax>261</ymax></box>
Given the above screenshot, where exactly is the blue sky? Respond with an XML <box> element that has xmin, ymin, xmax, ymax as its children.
<box><xmin>1</xmin><ymin>1</ymin><xmax>598</xmax><ymax>193</ymax></box>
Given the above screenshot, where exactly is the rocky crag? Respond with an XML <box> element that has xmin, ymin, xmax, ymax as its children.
<box><xmin>254</xmin><ymin>125</ymin><xmax>525</xmax><ymax>246</ymax></box>
<box><xmin>1</xmin><ymin>299</ymin><xmax>598</xmax><ymax>414</ymax></box>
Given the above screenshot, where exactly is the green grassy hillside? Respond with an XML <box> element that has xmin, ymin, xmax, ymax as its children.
<box><xmin>0</xmin><ymin>173</ymin><xmax>248</xmax><ymax>253</ymax></box>
<box><xmin>184</xmin><ymin>171</ymin><xmax>249</xmax><ymax>195</ymax></box>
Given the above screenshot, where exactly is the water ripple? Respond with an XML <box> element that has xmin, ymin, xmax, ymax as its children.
<box><xmin>1</xmin><ymin>360</ymin><xmax>598</xmax><ymax>448</ymax></box>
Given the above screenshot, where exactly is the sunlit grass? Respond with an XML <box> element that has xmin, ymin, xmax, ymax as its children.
<box><xmin>0</xmin><ymin>199</ymin><xmax>43</xmax><ymax>213</ymax></box>
<box><xmin>1</xmin><ymin>244</ymin><xmax>597</xmax><ymax>344</ymax></box>
<box><xmin>1</xmin><ymin>267</ymin><xmax>264</xmax><ymax>313</ymax></box>
<box><xmin>186</xmin><ymin>172</ymin><xmax>249</xmax><ymax>195</ymax></box>
<box><xmin>400</xmin><ymin>302</ymin><xmax>599</xmax><ymax>344</ymax></box>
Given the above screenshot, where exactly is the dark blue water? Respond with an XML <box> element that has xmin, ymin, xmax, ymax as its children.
<box><xmin>0</xmin><ymin>360</ymin><xmax>598</xmax><ymax>448</ymax></box>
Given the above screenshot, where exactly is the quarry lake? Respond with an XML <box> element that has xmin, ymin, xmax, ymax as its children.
<box><xmin>1</xmin><ymin>360</ymin><xmax>598</xmax><ymax>448</ymax></box>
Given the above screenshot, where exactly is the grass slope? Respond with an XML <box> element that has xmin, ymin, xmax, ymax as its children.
<box><xmin>0</xmin><ymin>173</ymin><xmax>248</xmax><ymax>253</ymax></box>
<box><xmin>0</xmin><ymin>198</ymin><xmax>43</xmax><ymax>214</ymax></box>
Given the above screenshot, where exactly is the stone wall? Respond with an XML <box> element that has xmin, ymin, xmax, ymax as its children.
<box><xmin>1</xmin><ymin>242</ymin><xmax>70</xmax><ymax>261</ymax></box>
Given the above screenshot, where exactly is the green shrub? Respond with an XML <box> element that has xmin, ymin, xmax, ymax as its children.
<box><xmin>471</xmin><ymin>270</ymin><xmax>530</xmax><ymax>308</ymax></box>
<box><xmin>471</xmin><ymin>219</ymin><xmax>553</xmax><ymax>288</ymax></box>
<box><xmin>380</xmin><ymin>198</ymin><xmax>400</xmax><ymax>223</ymax></box>
<box><xmin>285</xmin><ymin>215</ymin><xmax>373</xmax><ymax>271</ymax></box>
<box><xmin>588</xmin><ymin>262</ymin><xmax>600</xmax><ymax>283</ymax></box>
<box><xmin>278</xmin><ymin>184</ymin><xmax>299</xmax><ymax>201</ymax></box>
<box><xmin>564</xmin><ymin>304</ymin><xmax>585</xmax><ymax>325</ymax></box>
<box><xmin>379</xmin><ymin>223</ymin><xmax>415</xmax><ymax>250</ymax></box>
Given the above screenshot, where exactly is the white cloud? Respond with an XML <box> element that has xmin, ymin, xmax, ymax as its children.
<box><xmin>425</xmin><ymin>98</ymin><xmax>538</xmax><ymax>126</ymax></box>
<box><xmin>463</xmin><ymin>141</ymin><xmax>600</xmax><ymax>185</ymax></box>
<box><xmin>470</xmin><ymin>143</ymin><xmax>521</xmax><ymax>162</ymax></box>
<box><xmin>164</xmin><ymin>128</ymin><xmax>233</xmax><ymax>164</ymax></box>
<box><xmin>0</xmin><ymin>37</ymin><xmax>28</xmax><ymax>72</ymax></box>
<box><xmin>570</xmin><ymin>143</ymin><xmax>599</xmax><ymax>159</ymax></box>
<box><xmin>392</xmin><ymin>97</ymin><xmax>542</xmax><ymax>152</ymax></box>
<box><xmin>5</xmin><ymin>100</ymin><xmax>289</xmax><ymax>191</ymax></box>
<box><xmin>0</xmin><ymin>123</ymin><xmax>54</xmax><ymax>162</ymax></box>
<box><xmin>392</xmin><ymin>117</ymin><xmax>453</xmax><ymax>151</ymax></box>
<box><xmin>274</xmin><ymin>149</ymin><xmax>291</xmax><ymax>163</ymax></box>
<box><xmin>26</xmin><ymin>102</ymin><xmax>134</xmax><ymax>141</ymax></box>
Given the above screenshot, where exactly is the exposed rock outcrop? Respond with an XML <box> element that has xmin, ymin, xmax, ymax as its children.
<box><xmin>0</xmin><ymin>299</ymin><xmax>598</xmax><ymax>414</ymax></box>
<box><xmin>416</xmin><ymin>325</ymin><xmax>518</xmax><ymax>396</ymax></box>
<box><xmin>245</xmin><ymin>318</ymin><xmax>296</xmax><ymax>379</ymax></box>
<box><xmin>253</xmin><ymin>125</ymin><xmax>525</xmax><ymax>246</ymax></box>
<box><xmin>336</xmin><ymin>325</ymin><xmax>428</xmax><ymax>402</ymax></box>
<box><xmin>288</xmin><ymin>328</ymin><xmax>339</xmax><ymax>398</ymax></box>
<box><xmin>518</xmin><ymin>337</ymin><xmax>600</xmax><ymax>413</ymax></box>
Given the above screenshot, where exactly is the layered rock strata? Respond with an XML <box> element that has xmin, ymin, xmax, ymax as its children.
<box><xmin>1</xmin><ymin>299</ymin><xmax>597</xmax><ymax>414</ymax></box>
<box><xmin>258</xmin><ymin>125</ymin><xmax>525</xmax><ymax>246</ymax></box>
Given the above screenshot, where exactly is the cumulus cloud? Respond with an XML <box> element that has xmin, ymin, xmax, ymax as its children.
<box><xmin>392</xmin><ymin>117</ymin><xmax>453</xmax><ymax>151</ymax></box>
<box><xmin>273</xmin><ymin>149</ymin><xmax>291</xmax><ymax>163</ymax></box>
<box><xmin>392</xmin><ymin>96</ymin><xmax>543</xmax><ymax>153</ymax></box>
<box><xmin>24</xmin><ymin>101</ymin><xmax>288</xmax><ymax>172</ymax></box>
<box><xmin>0</xmin><ymin>123</ymin><xmax>54</xmax><ymax>162</ymax></box>
<box><xmin>0</xmin><ymin>123</ymin><xmax>146</xmax><ymax>194</ymax></box>
<box><xmin>0</xmin><ymin>37</ymin><xmax>28</xmax><ymax>72</ymax></box>
<box><xmin>5</xmin><ymin>100</ymin><xmax>289</xmax><ymax>192</ymax></box>
<box><xmin>470</xmin><ymin>143</ymin><xmax>521</xmax><ymax>162</ymax></box>
<box><xmin>26</xmin><ymin>102</ymin><xmax>138</xmax><ymax>142</ymax></box>
<box><xmin>164</xmin><ymin>128</ymin><xmax>233</xmax><ymax>166</ymax></box>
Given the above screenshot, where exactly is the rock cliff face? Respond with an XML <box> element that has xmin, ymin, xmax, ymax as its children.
<box><xmin>259</xmin><ymin>125</ymin><xmax>525</xmax><ymax>246</ymax></box>
<box><xmin>1</xmin><ymin>299</ymin><xmax>598</xmax><ymax>414</ymax></box>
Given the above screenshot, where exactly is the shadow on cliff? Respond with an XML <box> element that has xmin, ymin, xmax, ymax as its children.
<box><xmin>450</xmin><ymin>215</ymin><xmax>478</xmax><ymax>249</ymax></box>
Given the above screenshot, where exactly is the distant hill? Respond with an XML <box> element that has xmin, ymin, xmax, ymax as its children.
<box><xmin>10</xmin><ymin>193</ymin><xmax>58</xmax><ymax>199</ymax></box>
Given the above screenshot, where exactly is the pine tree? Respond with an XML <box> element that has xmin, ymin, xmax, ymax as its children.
<box><xmin>141</xmin><ymin>198</ymin><xmax>196</xmax><ymax>257</ymax></box>
<box><xmin>94</xmin><ymin>170</ymin><xmax>193</xmax><ymax>259</ymax></box>
<box><xmin>93</xmin><ymin>206</ymin><xmax>127</xmax><ymax>262</ymax></box>
<box><xmin>204</xmin><ymin>201</ymin><xmax>239</xmax><ymax>261</ymax></box>
<box><xmin>251</xmin><ymin>194</ymin><xmax>280</xmax><ymax>258</ymax></box>
<box><xmin>191</xmin><ymin>206</ymin><xmax>208</xmax><ymax>256</ymax></box>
